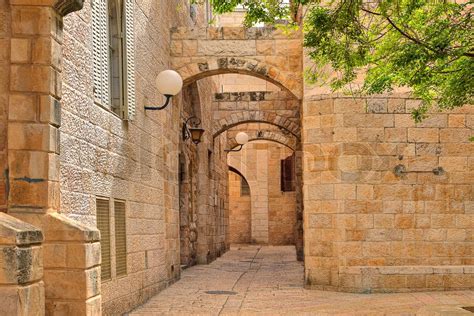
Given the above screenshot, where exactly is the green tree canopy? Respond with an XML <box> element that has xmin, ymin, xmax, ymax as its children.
<box><xmin>204</xmin><ymin>0</ymin><xmax>473</xmax><ymax>122</ymax></box>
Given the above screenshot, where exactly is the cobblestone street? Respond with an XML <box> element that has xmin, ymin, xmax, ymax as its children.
<box><xmin>130</xmin><ymin>246</ymin><xmax>474</xmax><ymax>315</ymax></box>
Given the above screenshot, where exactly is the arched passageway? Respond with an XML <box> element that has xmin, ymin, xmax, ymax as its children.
<box><xmin>228</xmin><ymin>140</ymin><xmax>298</xmax><ymax>245</ymax></box>
<box><xmin>172</xmin><ymin>27</ymin><xmax>304</xmax><ymax>263</ymax></box>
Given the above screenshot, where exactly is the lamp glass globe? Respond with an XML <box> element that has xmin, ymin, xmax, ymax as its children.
<box><xmin>235</xmin><ymin>132</ymin><xmax>249</xmax><ymax>145</ymax></box>
<box><xmin>156</xmin><ymin>70</ymin><xmax>183</xmax><ymax>96</ymax></box>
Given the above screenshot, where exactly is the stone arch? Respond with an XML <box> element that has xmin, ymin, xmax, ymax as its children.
<box><xmin>213</xmin><ymin>111</ymin><xmax>300</xmax><ymax>139</ymax></box>
<box><xmin>229</xmin><ymin>166</ymin><xmax>251</xmax><ymax>193</ymax></box>
<box><xmin>177</xmin><ymin>57</ymin><xmax>301</xmax><ymax>100</ymax></box>
<box><xmin>228</xmin><ymin>130</ymin><xmax>297</xmax><ymax>151</ymax></box>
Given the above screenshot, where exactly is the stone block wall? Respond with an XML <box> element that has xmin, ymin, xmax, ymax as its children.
<box><xmin>302</xmin><ymin>94</ymin><xmax>474</xmax><ymax>292</ymax></box>
<box><xmin>206</xmin><ymin>132</ymin><xmax>230</xmax><ymax>261</ymax></box>
<box><xmin>268</xmin><ymin>145</ymin><xmax>298</xmax><ymax>245</ymax></box>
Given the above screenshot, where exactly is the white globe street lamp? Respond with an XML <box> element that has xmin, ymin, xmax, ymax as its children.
<box><xmin>225</xmin><ymin>132</ymin><xmax>249</xmax><ymax>152</ymax></box>
<box><xmin>145</xmin><ymin>70</ymin><xmax>184</xmax><ymax>111</ymax></box>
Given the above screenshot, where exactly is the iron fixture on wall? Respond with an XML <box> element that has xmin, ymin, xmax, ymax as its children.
<box><xmin>393</xmin><ymin>164</ymin><xmax>445</xmax><ymax>177</ymax></box>
<box><xmin>182</xmin><ymin>116</ymin><xmax>205</xmax><ymax>145</ymax></box>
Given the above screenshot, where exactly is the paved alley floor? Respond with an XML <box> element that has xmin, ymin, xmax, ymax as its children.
<box><xmin>130</xmin><ymin>245</ymin><xmax>473</xmax><ymax>315</ymax></box>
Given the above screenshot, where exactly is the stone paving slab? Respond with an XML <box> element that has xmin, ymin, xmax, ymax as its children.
<box><xmin>129</xmin><ymin>245</ymin><xmax>474</xmax><ymax>315</ymax></box>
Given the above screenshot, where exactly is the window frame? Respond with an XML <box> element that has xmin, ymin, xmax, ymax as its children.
<box><xmin>92</xmin><ymin>0</ymin><xmax>135</xmax><ymax>120</ymax></box>
<box><xmin>108</xmin><ymin>0</ymin><xmax>126</xmax><ymax>118</ymax></box>
<box><xmin>96</xmin><ymin>196</ymin><xmax>128</xmax><ymax>282</ymax></box>
<box><xmin>281</xmin><ymin>154</ymin><xmax>296</xmax><ymax>192</ymax></box>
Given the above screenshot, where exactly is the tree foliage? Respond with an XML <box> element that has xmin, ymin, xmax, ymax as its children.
<box><xmin>204</xmin><ymin>0</ymin><xmax>473</xmax><ymax>121</ymax></box>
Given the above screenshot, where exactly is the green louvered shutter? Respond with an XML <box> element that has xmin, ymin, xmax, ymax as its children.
<box><xmin>96</xmin><ymin>199</ymin><xmax>111</xmax><ymax>281</ymax></box>
<box><xmin>114</xmin><ymin>200</ymin><xmax>127</xmax><ymax>277</ymax></box>
<box><xmin>123</xmin><ymin>0</ymin><xmax>136</xmax><ymax>120</ymax></box>
<box><xmin>92</xmin><ymin>0</ymin><xmax>110</xmax><ymax>107</ymax></box>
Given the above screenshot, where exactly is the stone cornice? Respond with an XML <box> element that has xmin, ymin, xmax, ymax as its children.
<box><xmin>54</xmin><ymin>0</ymin><xmax>84</xmax><ymax>16</ymax></box>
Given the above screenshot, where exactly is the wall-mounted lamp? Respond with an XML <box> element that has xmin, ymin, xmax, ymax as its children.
<box><xmin>225</xmin><ymin>132</ymin><xmax>249</xmax><ymax>152</ymax></box>
<box><xmin>183</xmin><ymin>116</ymin><xmax>205</xmax><ymax>145</ymax></box>
<box><xmin>145</xmin><ymin>70</ymin><xmax>183</xmax><ymax>111</ymax></box>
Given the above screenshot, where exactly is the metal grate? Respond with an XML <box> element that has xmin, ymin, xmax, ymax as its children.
<box><xmin>96</xmin><ymin>198</ymin><xmax>111</xmax><ymax>280</ymax></box>
<box><xmin>114</xmin><ymin>200</ymin><xmax>127</xmax><ymax>277</ymax></box>
<box><xmin>205</xmin><ymin>291</ymin><xmax>238</xmax><ymax>295</ymax></box>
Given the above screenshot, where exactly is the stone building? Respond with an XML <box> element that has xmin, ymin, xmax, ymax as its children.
<box><xmin>0</xmin><ymin>0</ymin><xmax>472</xmax><ymax>315</ymax></box>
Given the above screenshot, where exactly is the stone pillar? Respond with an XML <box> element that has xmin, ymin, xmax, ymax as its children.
<box><xmin>4</xmin><ymin>0</ymin><xmax>101</xmax><ymax>314</ymax></box>
<box><xmin>7</xmin><ymin>0</ymin><xmax>63</xmax><ymax>216</ymax></box>
<box><xmin>0</xmin><ymin>213</ymin><xmax>44</xmax><ymax>316</ymax></box>
<box><xmin>252</xmin><ymin>145</ymin><xmax>269</xmax><ymax>243</ymax></box>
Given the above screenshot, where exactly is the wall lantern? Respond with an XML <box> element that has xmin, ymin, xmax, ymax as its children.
<box><xmin>183</xmin><ymin>116</ymin><xmax>205</xmax><ymax>145</ymax></box>
<box><xmin>225</xmin><ymin>132</ymin><xmax>249</xmax><ymax>152</ymax></box>
<box><xmin>145</xmin><ymin>70</ymin><xmax>183</xmax><ymax>111</ymax></box>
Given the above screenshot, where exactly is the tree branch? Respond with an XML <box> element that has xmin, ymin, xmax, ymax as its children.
<box><xmin>361</xmin><ymin>6</ymin><xmax>474</xmax><ymax>58</ymax></box>
<box><xmin>360</xmin><ymin>7</ymin><xmax>381</xmax><ymax>16</ymax></box>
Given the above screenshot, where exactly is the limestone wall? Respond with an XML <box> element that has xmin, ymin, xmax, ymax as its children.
<box><xmin>302</xmin><ymin>94</ymin><xmax>474</xmax><ymax>292</ymax></box>
<box><xmin>208</xmin><ymin>131</ymin><xmax>230</xmax><ymax>260</ymax></box>
<box><xmin>60</xmin><ymin>1</ymin><xmax>227</xmax><ymax>313</ymax></box>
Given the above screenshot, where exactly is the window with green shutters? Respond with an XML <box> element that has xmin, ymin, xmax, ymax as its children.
<box><xmin>92</xmin><ymin>0</ymin><xmax>136</xmax><ymax>120</ymax></box>
<box><xmin>114</xmin><ymin>200</ymin><xmax>127</xmax><ymax>277</ymax></box>
<box><xmin>96</xmin><ymin>198</ymin><xmax>112</xmax><ymax>281</ymax></box>
<box><xmin>96</xmin><ymin>197</ymin><xmax>128</xmax><ymax>281</ymax></box>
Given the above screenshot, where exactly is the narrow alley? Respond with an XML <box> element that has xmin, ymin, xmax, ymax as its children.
<box><xmin>130</xmin><ymin>246</ymin><xmax>474</xmax><ymax>315</ymax></box>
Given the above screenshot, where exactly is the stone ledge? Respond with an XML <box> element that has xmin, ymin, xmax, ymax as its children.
<box><xmin>171</xmin><ymin>26</ymin><xmax>301</xmax><ymax>40</ymax></box>
<box><xmin>0</xmin><ymin>213</ymin><xmax>43</xmax><ymax>246</ymax></box>
<box><xmin>337</xmin><ymin>265</ymin><xmax>474</xmax><ymax>293</ymax></box>
<box><xmin>10</xmin><ymin>212</ymin><xmax>100</xmax><ymax>242</ymax></box>
<box><xmin>340</xmin><ymin>265</ymin><xmax>474</xmax><ymax>276</ymax></box>
<box><xmin>213</xmin><ymin>91</ymin><xmax>295</xmax><ymax>102</ymax></box>
<box><xmin>44</xmin><ymin>213</ymin><xmax>100</xmax><ymax>242</ymax></box>
<box><xmin>54</xmin><ymin>0</ymin><xmax>84</xmax><ymax>17</ymax></box>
